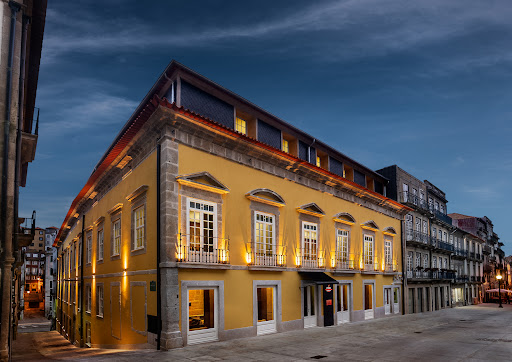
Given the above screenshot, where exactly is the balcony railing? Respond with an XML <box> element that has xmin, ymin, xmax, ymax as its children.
<box><xmin>437</xmin><ymin>240</ymin><xmax>454</xmax><ymax>252</ymax></box>
<box><xmin>176</xmin><ymin>235</ymin><xmax>230</xmax><ymax>264</ymax></box>
<box><xmin>296</xmin><ymin>249</ymin><xmax>325</xmax><ymax>269</ymax></box>
<box><xmin>407</xmin><ymin>270</ymin><xmax>432</xmax><ymax>279</ymax></box>
<box><xmin>454</xmin><ymin>275</ymin><xmax>469</xmax><ymax>283</ymax></box>
<box><xmin>475</xmin><ymin>253</ymin><xmax>482</xmax><ymax>261</ymax></box>
<box><xmin>406</xmin><ymin>230</ymin><xmax>431</xmax><ymax>246</ymax></box>
<box><xmin>399</xmin><ymin>192</ymin><xmax>429</xmax><ymax>211</ymax></box>
<box><xmin>483</xmin><ymin>245</ymin><xmax>492</xmax><ymax>254</ymax></box>
<box><xmin>332</xmin><ymin>252</ymin><xmax>358</xmax><ymax>271</ymax></box>
<box><xmin>433</xmin><ymin>209</ymin><xmax>452</xmax><ymax>225</ymax></box>
<box><xmin>246</xmin><ymin>244</ymin><xmax>286</xmax><ymax>267</ymax></box>
<box><xmin>384</xmin><ymin>262</ymin><xmax>397</xmax><ymax>273</ymax></box>
<box><xmin>469</xmin><ymin>251</ymin><xmax>475</xmax><ymax>259</ymax></box>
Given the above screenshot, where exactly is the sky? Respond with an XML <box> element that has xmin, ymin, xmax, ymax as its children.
<box><xmin>20</xmin><ymin>0</ymin><xmax>512</xmax><ymax>254</ymax></box>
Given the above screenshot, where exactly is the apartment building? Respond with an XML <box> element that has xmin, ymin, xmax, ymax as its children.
<box><xmin>44</xmin><ymin>227</ymin><xmax>58</xmax><ymax>318</ymax></box>
<box><xmin>0</xmin><ymin>1</ymin><xmax>47</xmax><ymax>359</ymax></box>
<box><xmin>23</xmin><ymin>227</ymin><xmax>46</xmax><ymax>310</ymax></box>
<box><xmin>54</xmin><ymin>61</ymin><xmax>409</xmax><ymax>349</ymax></box>
<box><xmin>376</xmin><ymin>166</ymin><xmax>454</xmax><ymax>313</ymax></box>
<box><xmin>450</xmin><ymin>214</ymin><xmax>504</xmax><ymax>300</ymax></box>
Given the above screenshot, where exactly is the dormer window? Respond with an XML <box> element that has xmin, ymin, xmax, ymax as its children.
<box><xmin>282</xmin><ymin>139</ymin><xmax>289</xmax><ymax>153</ymax></box>
<box><xmin>235</xmin><ymin>117</ymin><xmax>247</xmax><ymax>135</ymax></box>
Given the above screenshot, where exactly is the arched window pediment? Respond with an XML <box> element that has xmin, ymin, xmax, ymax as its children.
<box><xmin>383</xmin><ymin>227</ymin><xmax>397</xmax><ymax>236</ymax></box>
<box><xmin>245</xmin><ymin>188</ymin><xmax>285</xmax><ymax>207</ymax></box>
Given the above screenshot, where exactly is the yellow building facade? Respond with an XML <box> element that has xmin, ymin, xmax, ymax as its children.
<box><xmin>55</xmin><ymin>61</ymin><xmax>409</xmax><ymax>349</ymax></box>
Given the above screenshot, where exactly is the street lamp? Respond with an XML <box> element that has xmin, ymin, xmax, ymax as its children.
<box><xmin>497</xmin><ymin>274</ymin><xmax>503</xmax><ymax>308</ymax></box>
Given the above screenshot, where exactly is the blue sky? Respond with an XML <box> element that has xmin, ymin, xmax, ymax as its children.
<box><xmin>20</xmin><ymin>0</ymin><xmax>512</xmax><ymax>254</ymax></box>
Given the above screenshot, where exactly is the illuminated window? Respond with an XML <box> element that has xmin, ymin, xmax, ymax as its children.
<box><xmin>255</xmin><ymin>212</ymin><xmax>275</xmax><ymax>260</ymax></box>
<box><xmin>86</xmin><ymin>234</ymin><xmax>92</xmax><ymax>264</ymax></box>
<box><xmin>336</xmin><ymin>229</ymin><xmax>349</xmax><ymax>262</ymax></box>
<box><xmin>363</xmin><ymin>235</ymin><xmax>373</xmax><ymax>266</ymax></box>
<box><xmin>235</xmin><ymin>117</ymin><xmax>247</xmax><ymax>135</ymax></box>
<box><xmin>133</xmin><ymin>205</ymin><xmax>145</xmax><ymax>250</ymax></box>
<box><xmin>282</xmin><ymin>139</ymin><xmax>289</xmax><ymax>153</ymax></box>
<box><xmin>316</xmin><ymin>156</ymin><xmax>321</xmax><ymax>167</ymax></box>
<box><xmin>96</xmin><ymin>284</ymin><xmax>104</xmax><ymax>318</ymax></box>
<box><xmin>97</xmin><ymin>228</ymin><xmax>104</xmax><ymax>261</ymax></box>
<box><xmin>385</xmin><ymin>239</ymin><xmax>392</xmax><ymax>265</ymax></box>
<box><xmin>85</xmin><ymin>284</ymin><xmax>91</xmax><ymax>313</ymax></box>
<box><xmin>302</xmin><ymin>222</ymin><xmax>318</xmax><ymax>261</ymax></box>
<box><xmin>188</xmin><ymin>199</ymin><xmax>216</xmax><ymax>254</ymax></box>
<box><xmin>112</xmin><ymin>219</ymin><xmax>121</xmax><ymax>256</ymax></box>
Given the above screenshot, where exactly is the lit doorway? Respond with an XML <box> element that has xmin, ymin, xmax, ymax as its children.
<box><xmin>364</xmin><ymin>283</ymin><xmax>374</xmax><ymax>320</ymax></box>
<box><xmin>257</xmin><ymin>287</ymin><xmax>277</xmax><ymax>335</ymax></box>
<box><xmin>187</xmin><ymin>288</ymin><xmax>218</xmax><ymax>345</ymax></box>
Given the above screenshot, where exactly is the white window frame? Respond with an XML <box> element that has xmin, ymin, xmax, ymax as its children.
<box><xmin>86</xmin><ymin>284</ymin><xmax>91</xmax><ymax>314</ymax></box>
<box><xmin>384</xmin><ymin>239</ymin><xmax>392</xmax><ymax>265</ymax></box>
<box><xmin>132</xmin><ymin>205</ymin><xmax>145</xmax><ymax>251</ymax></box>
<box><xmin>97</xmin><ymin>228</ymin><xmax>104</xmax><ymax>261</ymax></box>
<box><xmin>416</xmin><ymin>253</ymin><xmax>421</xmax><ymax>267</ymax></box>
<box><xmin>254</xmin><ymin>211</ymin><xmax>276</xmax><ymax>257</ymax></box>
<box><xmin>336</xmin><ymin>229</ymin><xmax>349</xmax><ymax>261</ymax></box>
<box><xmin>186</xmin><ymin>198</ymin><xmax>218</xmax><ymax>251</ymax></box>
<box><xmin>112</xmin><ymin>219</ymin><xmax>121</xmax><ymax>257</ymax></box>
<box><xmin>235</xmin><ymin>117</ymin><xmax>247</xmax><ymax>135</ymax></box>
<box><xmin>96</xmin><ymin>284</ymin><xmax>104</xmax><ymax>318</ymax></box>
<box><xmin>363</xmin><ymin>235</ymin><xmax>374</xmax><ymax>266</ymax></box>
<box><xmin>301</xmin><ymin>222</ymin><xmax>318</xmax><ymax>260</ymax></box>
<box><xmin>86</xmin><ymin>234</ymin><xmax>92</xmax><ymax>265</ymax></box>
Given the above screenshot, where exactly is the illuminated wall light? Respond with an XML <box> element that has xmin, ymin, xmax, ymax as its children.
<box><xmin>331</xmin><ymin>258</ymin><xmax>336</xmax><ymax>268</ymax></box>
<box><xmin>295</xmin><ymin>255</ymin><xmax>301</xmax><ymax>267</ymax></box>
<box><xmin>246</xmin><ymin>252</ymin><xmax>252</xmax><ymax>265</ymax></box>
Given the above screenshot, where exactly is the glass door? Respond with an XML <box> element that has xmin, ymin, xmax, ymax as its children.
<box><xmin>393</xmin><ymin>287</ymin><xmax>400</xmax><ymax>314</ymax></box>
<box><xmin>257</xmin><ymin>287</ymin><xmax>276</xmax><ymax>335</ymax></box>
<box><xmin>384</xmin><ymin>288</ymin><xmax>391</xmax><ymax>315</ymax></box>
<box><xmin>364</xmin><ymin>284</ymin><xmax>374</xmax><ymax>320</ymax></box>
<box><xmin>188</xmin><ymin>288</ymin><xmax>218</xmax><ymax>345</ymax></box>
<box><xmin>303</xmin><ymin>285</ymin><xmax>317</xmax><ymax>328</ymax></box>
<box><xmin>336</xmin><ymin>284</ymin><xmax>350</xmax><ymax>324</ymax></box>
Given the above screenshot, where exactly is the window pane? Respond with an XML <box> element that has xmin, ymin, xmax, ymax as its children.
<box><xmin>189</xmin><ymin>289</ymin><xmax>215</xmax><ymax>331</ymax></box>
<box><xmin>257</xmin><ymin>287</ymin><xmax>274</xmax><ymax>322</ymax></box>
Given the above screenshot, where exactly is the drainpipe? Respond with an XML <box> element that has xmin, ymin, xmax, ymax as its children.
<box><xmin>80</xmin><ymin>215</ymin><xmax>85</xmax><ymax>347</ymax></box>
<box><xmin>307</xmin><ymin>139</ymin><xmax>316</xmax><ymax>163</ymax></box>
<box><xmin>401</xmin><ymin>217</ymin><xmax>406</xmax><ymax>315</ymax></box>
<box><xmin>156</xmin><ymin>143</ymin><xmax>162</xmax><ymax>350</ymax></box>
<box><xmin>1</xmin><ymin>3</ymin><xmax>20</xmax><ymax>359</ymax></box>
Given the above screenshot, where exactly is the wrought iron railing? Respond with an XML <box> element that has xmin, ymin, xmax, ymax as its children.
<box><xmin>438</xmin><ymin>240</ymin><xmax>454</xmax><ymax>252</ymax></box>
<box><xmin>405</xmin><ymin>230</ymin><xmax>431</xmax><ymax>245</ymax></box>
<box><xmin>433</xmin><ymin>209</ymin><xmax>452</xmax><ymax>225</ymax></box>
<box><xmin>332</xmin><ymin>252</ymin><xmax>358</xmax><ymax>270</ymax></box>
<box><xmin>246</xmin><ymin>243</ymin><xmax>286</xmax><ymax>267</ymax></box>
<box><xmin>296</xmin><ymin>248</ymin><xmax>325</xmax><ymax>269</ymax></box>
<box><xmin>399</xmin><ymin>192</ymin><xmax>429</xmax><ymax>211</ymax></box>
<box><xmin>176</xmin><ymin>235</ymin><xmax>229</xmax><ymax>264</ymax></box>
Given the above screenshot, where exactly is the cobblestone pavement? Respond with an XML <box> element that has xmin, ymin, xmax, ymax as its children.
<box><xmin>12</xmin><ymin>303</ymin><xmax>512</xmax><ymax>361</ymax></box>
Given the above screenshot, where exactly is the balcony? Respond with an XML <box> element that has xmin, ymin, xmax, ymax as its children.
<box><xmin>176</xmin><ymin>236</ymin><xmax>230</xmax><ymax>264</ymax></box>
<box><xmin>246</xmin><ymin>245</ymin><xmax>286</xmax><ymax>267</ymax></box>
<box><xmin>399</xmin><ymin>192</ymin><xmax>429</xmax><ymax>211</ymax></box>
<box><xmin>437</xmin><ymin>240</ymin><xmax>454</xmax><ymax>253</ymax></box>
<box><xmin>296</xmin><ymin>249</ymin><xmax>326</xmax><ymax>269</ymax></box>
<box><xmin>475</xmin><ymin>253</ymin><xmax>482</xmax><ymax>261</ymax></box>
<box><xmin>454</xmin><ymin>275</ymin><xmax>469</xmax><ymax>283</ymax></box>
<box><xmin>405</xmin><ymin>230</ymin><xmax>431</xmax><ymax>246</ymax></box>
<box><xmin>453</xmin><ymin>248</ymin><xmax>468</xmax><ymax>258</ymax></box>
<box><xmin>483</xmin><ymin>245</ymin><xmax>492</xmax><ymax>255</ymax></box>
<box><xmin>433</xmin><ymin>209</ymin><xmax>452</xmax><ymax>225</ymax></box>
<box><xmin>469</xmin><ymin>251</ymin><xmax>475</xmax><ymax>259</ymax></box>
<box><xmin>407</xmin><ymin>270</ymin><xmax>432</xmax><ymax>280</ymax></box>
<box><xmin>332</xmin><ymin>252</ymin><xmax>358</xmax><ymax>271</ymax></box>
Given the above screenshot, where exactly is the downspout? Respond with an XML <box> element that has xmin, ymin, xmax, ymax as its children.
<box><xmin>13</xmin><ymin>14</ymin><xmax>29</xmax><ymax>270</ymax></box>
<box><xmin>1</xmin><ymin>3</ymin><xmax>20</xmax><ymax>357</ymax></box>
<box><xmin>80</xmin><ymin>215</ymin><xmax>85</xmax><ymax>347</ymax></box>
<box><xmin>156</xmin><ymin>143</ymin><xmax>162</xmax><ymax>350</ymax></box>
<box><xmin>401</xmin><ymin>217</ymin><xmax>405</xmax><ymax>315</ymax></box>
<box><xmin>307</xmin><ymin>139</ymin><xmax>316</xmax><ymax>163</ymax></box>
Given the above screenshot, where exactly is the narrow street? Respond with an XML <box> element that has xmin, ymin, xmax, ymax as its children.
<box><xmin>12</xmin><ymin>303</ymin><xmax>512</xmax><ymax>361</ymax></box>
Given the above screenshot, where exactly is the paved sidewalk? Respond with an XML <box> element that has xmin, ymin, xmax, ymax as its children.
<box><xmin>12</xmin><ymin>303</ymin><xmax>512</xmax><ymax>361</ymax></box>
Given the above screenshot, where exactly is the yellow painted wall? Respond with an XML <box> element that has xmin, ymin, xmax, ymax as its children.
<box><xmin>58</xmin><ymin>150</ymin><xmax>158</xmax><ymax>347</ymax></box>
<box><xmin>177</xmin><ymin>144</ymin><xmax>403</xmax><ymax>331</ymax></box>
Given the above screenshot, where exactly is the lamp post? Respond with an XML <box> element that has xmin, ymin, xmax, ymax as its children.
<box><xmin>497</xmin><ymin>274</ymin><xmax>503</xmax><ymax>308</ymax></box>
